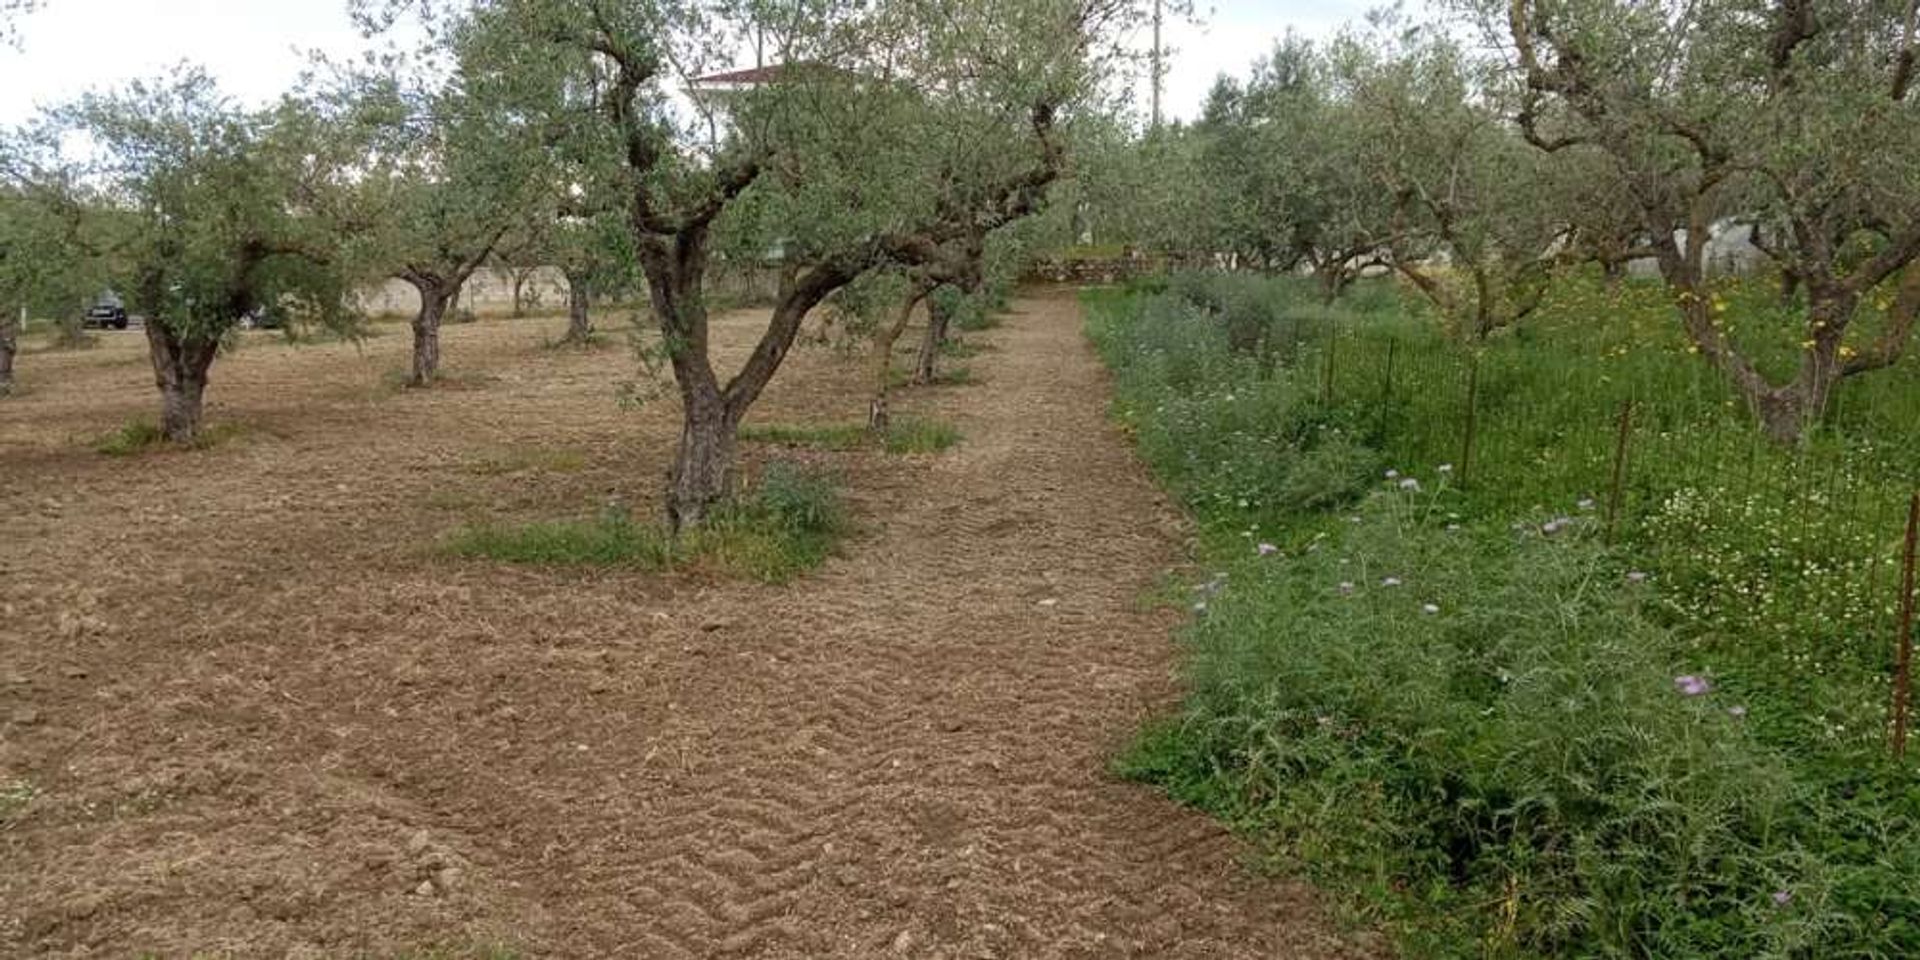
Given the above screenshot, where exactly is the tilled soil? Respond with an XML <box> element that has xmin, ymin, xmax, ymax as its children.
<box><xmin>0</xmin><ymin>297</ymin><xmax>1379</xmax><ymax>958</ymax></box>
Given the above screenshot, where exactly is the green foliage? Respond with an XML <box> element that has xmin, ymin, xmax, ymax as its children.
<box><xmin>882</xmin><ymin>418</ymin><xmax>961</xmax><ymax>454</ymax></box>
<box><xmin>441</xmin><ymin>511</ymin><xmax>674</xmax><ymax>567</ymax></box>
<box><xmin>464</xmin><ymin>446</ymin><xmax>587</xmax><ymax>476</ymax></box>
<box><xmin>1091</xmin><ymin>275</ymin><xmax>1920</xmax><ymax>958</ymax></box>
<box><xmin>0</xmin><ymin>778</ymin><xmax>34</xmax><ymax>824</ymax></box>
<box><xmin>741</xmin><ymin>418</ymin><xmax>961</xmax><ymax>454</ymax></box>
<box><xmin>94</xmin><ymin>420</ymin><xmax>246</xmax><ymax>456</ymax></box>
<box><xmin>66</xmin><ymin>70</ymin><xmax>365</xmax><ymax>345</ymax></box>
<box><xmin>441</xmin><ymin>462</ymin><xmax>849</xmax><ymax>583</ymax></box>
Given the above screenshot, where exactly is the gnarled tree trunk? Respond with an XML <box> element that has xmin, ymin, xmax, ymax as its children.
<box><xmin>1318</xmin><ymin>265</ymin><xmax>1351</xmax><ymax>305</ymax></box>
<box><xmin>643</xmin><ymin>228</ymin><xmax>860</xmax><ymax>531</ymax></box>
<box><xmin>511</xmin><ymin>267</ymin><xmax>536</xmax><ymax>319</ymax></box>
<box><xmin>871</xmin><ymin>284</ymin><xmax>931</xmax><ymax>433</ymax></box>
<box><xmin>559</xmin><ymin>272</ymin><xmax>593</xmax><ymax>346</ymax></box>
<box><xmin>406</xmin><ymin>278</ymin><xmax>457</xmax><ymax>387</ymax></box>
<box><xmin>146</xmin><ymin>321</ymin><xmax>218</xmax><ymax>443</ymax></box>
<box><xmin>0</xmin><ymin>310</ymin><xmax>17</xmax><ymax>397</ymax></box>
<box><xmin>669</xmin><ymin>383</ymin><xmax>742</xmax><ymax>530</ymax></box>
<box><xmin>1601</xmin><ymin>257</ymin><xmax>1628</xmax><ymax>293</ymax></box>
<box><xmin>913</xmin><ymin>288</ymin><xmax>954</xmax><ymax>386</ymax></box>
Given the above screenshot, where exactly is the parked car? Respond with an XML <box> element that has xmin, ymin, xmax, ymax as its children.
<box><xmin>239</xmin><ymin>307</ymin><xmax>284</xmax><ymax>331</ymax></box>
<box><xmin>82</xmin><ymin>303</ymin><xmax>130</xmax><ymax>330</ymax></box>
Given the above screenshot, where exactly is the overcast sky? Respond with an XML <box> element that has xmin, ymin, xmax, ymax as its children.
<box><xmin>0</xmin><ymin>0</ymin><xmax>1378</xmax><ymax>127</ymax></box>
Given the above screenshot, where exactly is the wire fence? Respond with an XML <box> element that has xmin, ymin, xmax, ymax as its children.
<box><xmin>1291</xmin><ymin>311</ymin><xmax>1920</xmax><ymax>725</ymax></box>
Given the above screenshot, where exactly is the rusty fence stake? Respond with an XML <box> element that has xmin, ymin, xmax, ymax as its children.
<box><xmin>1604</xmin><ymin>397</ymin><xmax>1636</xmax><ymax>545</ymax></box>
<box><xmin>1459</xmin><ymin>356</ymin><xmax>1480</xmax><ymax>489</ymax></box>
<box><xmin>1891</xmin><ymin>492</ymin><xmax>1919</xmax><ymax>760</ymax></box>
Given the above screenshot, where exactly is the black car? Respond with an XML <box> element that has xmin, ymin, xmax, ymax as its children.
<box><xmin>83</xmin><ymin>304</ymin><xmax>130</xmax><ymax>330</ymax></box>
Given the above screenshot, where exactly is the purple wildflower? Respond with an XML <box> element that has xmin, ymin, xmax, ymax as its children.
<box><xmin>1627</xmin><ymin>571</ymin><xmax>1649</xmax><ymax>584</ymax></box>
<box><xmin>1674</xmin><ymin>675</ymin><xmax>1712</xmax><ymax>697</ymax></box>
<box><xmin>1771</xmin><ymin>890</ymin><xmax>1793</xmax><ymax>908</ymax></box>
<box><xmin>1257</xmin><ymin>542</ymin><xmax>1280</xmax><ymax>557</ymax></box>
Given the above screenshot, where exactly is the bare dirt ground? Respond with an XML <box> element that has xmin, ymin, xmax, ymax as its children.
<box><xmin>0</xmin><ymin>296</ymin><xmax>1379</xmax><ymax>958</ymax></box>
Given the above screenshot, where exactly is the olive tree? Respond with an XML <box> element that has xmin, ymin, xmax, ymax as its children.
<box><xmin>1192</xmin><ymin>36</ymin><xmax>1391</xmax><ymax>293</ymax></box>
<box><xmin>67</xmin><ymin>72</ymin><xmax>361</xmax><ymax>441</ymax></box>
<box><xmin>1494</xmin><ymin>0</ymin><xmax>1920</xmax><ymax>442</ymax></box>
<box><xmin>419</xmin><ymin>0</ymin><xmax>1135</xmax><ymax>529</ymax></box>
<box><xmin>346</xmin><ymin>68</ymin><xmax>556</xmax><ymax>386</ymax></box>
<box><xmin>0</xmin><ymin>135</ymin><xmax>103</xmax><ymax>395</ymax></box>
<box><xmin>1335</xmin><ymin>31</ymin><xmax>1571</xmax><ymax>340</ymax></box>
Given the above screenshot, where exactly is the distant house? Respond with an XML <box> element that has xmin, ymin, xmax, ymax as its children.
<box><xmin>1627</xmin><ymin>221</ymin><xmax>1768</xmax><ymax>279</ymax></box>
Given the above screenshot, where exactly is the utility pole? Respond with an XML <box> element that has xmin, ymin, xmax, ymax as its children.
<box><xmin>1150</xmin><ymin>0</ymin><xmax>1164</xmax><ymax>130</ymax></box>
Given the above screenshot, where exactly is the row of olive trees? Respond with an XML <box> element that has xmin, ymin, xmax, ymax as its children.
<box><xmin>1071</xmin><ymin>0</ymin><xmax>1920</xmax><ymax>444</ymax></box>
<box><xmin>1</xmin><ymin>0</ymin><xmax>1137</xmax><ymax>530</ymax></box>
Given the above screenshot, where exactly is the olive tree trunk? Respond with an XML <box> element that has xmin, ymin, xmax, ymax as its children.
<box><xmin>644</xmin><ymin>233</ymin><xmax>860</xmax><ymax>531</ymax></box>
<box><xmin>1601</xmin><ymin>257</ymin><xmax>1628</xmax><ymax>293</ymax></box>
<box><xmin>913</xmin><ymin>290</ymin><xmax>954</xmax><ymax>386</ymax></box>
<box><xmin>1318</xmin><ymin>265</ymin><xmax>1351</xmax><ymax>305</ymax></box>
<box><xmin>559</xmin><ymin>272</ymin><xmax>593</xmax><ymax>346</ymax></box>
<box><xmin>406</xmin><ymin>279</ymin><xmax>457</xmax><ymax>387</ymax></box>
<box><xmin>871</xmin><ymin>285</ymin><xmax>930</xmax><ymax>433</ymax></box>
<box><xmin>0</xmin><ymin>310</ymin><xmax>17</xmax><ymax>397</ymax></box>
<box><xmin>1663</xmin><ymin>251</ymin><xmax>1920</xmax><ymax>445</ymax></box>
<box><xmin>511</xmin><ymin>268</ymin><xmax>533</xmax><ymax>319</ymax></box>
<box><xmin>146</xmin><ymin>321</ymin><xmax>218</xmax><ymax>443</ymax></box>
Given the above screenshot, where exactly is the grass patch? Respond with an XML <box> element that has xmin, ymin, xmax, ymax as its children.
<box><xmin>882</xmin><ymin>418</ymin><xmax>961</xmax><ymax>454</ymax></box>
<box><xmin>888</xmin><ymin>365</ymin><xmax>975</xmax><ymax>388</ymax></box>
<box><xmin>938</xmin><ymin>337</ymin><xmax>992</xmax><ymax>359</ymax></box>
<box><xmin>742</xmin><ymin>418</ymin><xmax>961</xmax><ymax>454</ymax></box>
<box><xmin>465</xmin><ymin>446</ymin><xmax>588</xmax><ymax>476</ymax></box>
<box><xmin>440</xmin><ymin>462</ymin><xmax>849</xmax><ymax>583</ymax></box>
<box><xmin>0</xmin><ymin>779</ymin><xmax>35</xmax><ymax>824</ymax></box>
<box><xmin>94</xmin><ymin>420</ymin><xmax>246</xmax><ymax>457</ymax></box>
<box><xmin>740</xmin><ymin>422</ymin><xmax>869</xmax><ymax>451</ymax></box>
<box><xmin>380</xmin><ymin>368</ymin><xmax>502</xmax><ymax>393</ymax></box>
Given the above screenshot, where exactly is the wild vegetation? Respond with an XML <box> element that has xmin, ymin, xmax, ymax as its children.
<box><xmin>2</xmin><ymin>0</ymin><xmax>1918</xmax><ymax>956</ymax></box>
<box><xmin>1093</xmin><ymin>271</ymin><xmax>1919</xmax><ymax>957</ymax></box>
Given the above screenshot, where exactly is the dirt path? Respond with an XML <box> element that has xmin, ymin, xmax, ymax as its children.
<box><xmin>1</xmin><ymin>296</ymin><xmax>1374</xmax><ymax>958</ymax></box>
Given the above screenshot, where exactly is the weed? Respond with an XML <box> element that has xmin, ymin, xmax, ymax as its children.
<box><xmin>938</xmin><ymin>337</ymin><xmax>992</xmax><ymax>359</ymax></box>
<box><xmin>380</xmin><ymin>368</ymin><xmax>501</xmax><ymax>392</ymax></box>
<box><xmin>1090</xmin><ymin>273</ymin><xmax>1920</xmax><ymax>958</ymax></box>
<box><xmin>890</xmin><ymin>365</ymin><xmax>974</xmax><ymax>388</ymax></box>
<box><xmin>742</xmin><ymin>419</ymin><xmax>960</xmax><ymax>455</ymax></box>
<box><xmin>441</xmin><ymin>509</ymin><xmax>673</xmax><ymax>568</ymax></box>
<box><xmin>882</xmin><ymin>418</ymin><xmax>961</xmax><ymax>454</ymax></box>
<box><xmin>465</xmin><ymin>447</ymin><xmax>588</xmax><ymax>476</ymax></box>
<box><xmin>94</xmin><ymin>420</ymin><xmax>246</xmax><ymax>456</ymax></box>
<box><xmin>440</xmin><ymin>463</ymin><xmax>850</xmax><ymax>583</ymax></box>
<box><xmin>0</xmin><ymin>778</ymin><xmax>35</xmax><ymax>823</ymax></box>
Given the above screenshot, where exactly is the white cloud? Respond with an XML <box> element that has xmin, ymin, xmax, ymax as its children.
<box><xmin>0</xmin><ymin>0</ymin><xmax>1383</xmax><ymax>127</ymax></box>
<box><xmin>1153</xmin><ymin>0</ymin><xmax>1377</xmax><ymax>122</ymax></box>
<box><xmin>0</xmin><ymin>0</ymin><xmax>374</xmax><ymax>124</ymax></box>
